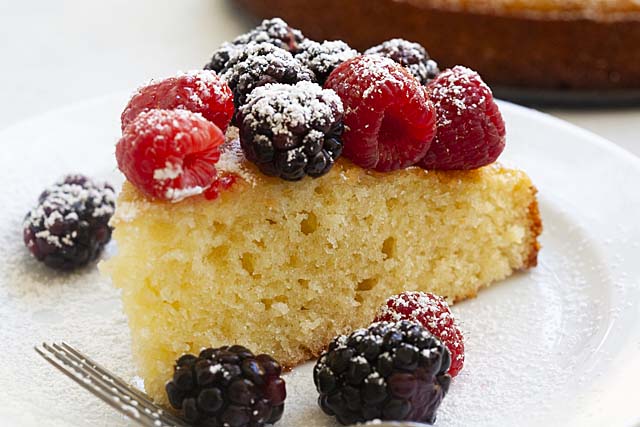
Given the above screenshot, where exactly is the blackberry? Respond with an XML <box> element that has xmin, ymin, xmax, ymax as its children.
<box><xmin>165</xmin><ymin>345</ymin><xmax>286</xmax><ymax>427</ymax></box>
<box><xmin>237</xmin><ymin>81</ymin><xmax>344</xmax><ymax>181</ymax></box>
<box><xmin>235</xmin><ymin>18</ymin><xmax>305</xmax><ymax>53</ymax></box>
<box><xmin>204</xmin><ymin>18</ymin><xmax>305</xmax><ymax>73</ymax></box>
<box><xmin>365</xmin><ymin>39</ymin><xmax>440</xmax><ymax>85</ymax></box>
<box><xmin>204</xmin><ymin>42</ymin><xmax>243</xmax><ymax>74</ymax></box>
<box><xmin>313</xmin><ymin>320</ymin><xmax>451</xmax><ymax>425</ymax></box>
<box><xmin>223</xmin><ymin>43</ymin><xmax>315</xmax><ymax>113</ymax></box>
<box><xmin>296</xmin><ymin>40</ymin><xmax>358</xmax><ymax>85</ymax></box>
<box><xmin>23</xmin><ymin>174</ymin><xmax>116</xmax><ymax>270</ymax></box>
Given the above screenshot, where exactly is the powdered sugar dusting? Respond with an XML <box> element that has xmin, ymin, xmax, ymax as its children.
<box><xmin>432</xmin><ymin>66</ymin><xmax>490</xmax><ymax>120</ymax></box>
<box><xmin>239</xmin><ymin>81</ymin><xmax>343</xmax><ymax>143</ymax></box>
<box><xmin>23</xmin><ymin>179</ymin><xmax>116</xmax><ymax>250</ymax></box>
<box><xmin>330</xmin><ymin>55</ymin><xmax>415</xmax><ymax>117</ymax></box>
<box><xmin>234</xmin><ymin>17</ymin><xmax>304</xmax><ymax>51</ymax></box>
<box><xmin>376</xmin><ymin>291</ymin><xmax>464</xmax><ymax>364</ymax></box>
<box><xmin>164</xmin><ymin>185</ymin><xmax>204</xmax><ymax>202</ymax></box>
<box><xmin>153</xmin><ymin>162</ymin><xmax>183</xmax><ymax>181</ymax></box>
<box><xmin>296</xmin><ymin>40</ymin><xmax>358</xmax><ymax>83</ymax></box>
<box><xmin>365</xmin><ymin>38</ymin><xmax>438</xmax><ymax>85</ymax></box>
<box><xmin>215</xmin><ymin>127</ymin><xmax>258</xmax><ymax>187</ymax></box>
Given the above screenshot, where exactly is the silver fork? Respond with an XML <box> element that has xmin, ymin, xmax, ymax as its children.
<box><xmin>34</xmin><ymin>342</ymin><xmax>189</xmax><ymax>427</ymax></box>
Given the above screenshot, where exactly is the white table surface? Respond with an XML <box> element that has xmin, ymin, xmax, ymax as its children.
<box><xmin>1</xmin><ymin>0</ymin><xmax>638</xmax><ymax>157</ymax></box>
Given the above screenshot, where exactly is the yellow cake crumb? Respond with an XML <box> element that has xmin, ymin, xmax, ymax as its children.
<box><xmin>101</xmin><ymin>147</ymin><xmax>540</xmax><ymax>404</ymax></box>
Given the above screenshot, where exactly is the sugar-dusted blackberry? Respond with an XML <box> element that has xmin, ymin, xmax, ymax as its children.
<box><xmin>365</xmin><ymin>39</ymin><xmax>440</xmax><ymax>85</ymax></box>
<box><xmin>204</xmin><ymin>42</ymin><xmax>242</xmax><ymax>74</ymax></box>
<box><xmin>314</xmin><ymin>320</ymin><xmax>451</xmax><ymax>425</ymax></box>
<box><xmin>296</xmin><ymin>40</ymin><xmax>358</xmax><ymax>85</ymax></box>
<box><xmin>235</xmin><ymin>17</ymin><xmax>305</xmax><ymax>53</ymax></box>
<box><xmin>165</xmin><ymin>345</ymin><xmax>286</xmax><ymax>427</ymax></box>
<box><xmin>204</xmin><ymin>18</ymin><xmax>305</xmax><ymax>73</ymax></box>
<box><xmin>23</xmin><ymin>174</ymin><xmax>116</xmax><ymax>270</ymax></box>
<box><xmin>218</xmin><ymin>42</ymin><xmax>283</xmax><ymax>78</ymax></box>
<box><xmin>237</xmin><ymin>81</ymin><xmax>344</xmax><ymax>181</ymax></box>
<box><xmin>223</xmin><ymin>43</ymin><xmax>315</xmax><ymax>114</ymax></box>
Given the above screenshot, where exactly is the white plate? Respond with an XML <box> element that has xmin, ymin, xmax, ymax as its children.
<box><xmin>0</xmin><ymin>96</ymin><xmax>639</xmax><ymax>427</ymax></box>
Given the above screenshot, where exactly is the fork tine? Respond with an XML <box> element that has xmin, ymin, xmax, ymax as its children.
<box><xmin>59</xmin><ymin>342</ymin><xmax>155</xmax><ymax>406</ymax></box>
<box><xmin>35</xmin><ymin>344</ymin><xmax>160</xmax><ymax>427</ymax></box>
<box><xmin>35</xmin><ymin>343</ymin><xmax>189</xmax><ymax>427</ymax></box>
<box><xmin>56</xmin><ymin>342</ymin><xmax>188</xmax><ymax>427</ymax></box>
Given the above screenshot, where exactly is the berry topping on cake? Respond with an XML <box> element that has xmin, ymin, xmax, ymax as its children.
<box><xmin>205</xmin><ymin>18</ymin><xmax>305</xmax><ymax>73</ymax></box>
<box><xmin>116</xmin><ymin>109</ymin><xmax>224</xmax><ymax>202</ymax></box>
<box><xmin>237</xmin><ymin>81</ymin><xmax>344</xmax><ymax>181</ymax></box>
<box><xmin>23</xmin><ymin>175</ymin><xmax>115</xmax><ymax>270</ymax></box>
<box><xmin>296</xmin><ymin>40</ymin><xmax>358</xmax><ymax>85</ymax></box>
<box><xmin>222</xmin><ymin>43</ymin><xmax>315</xmax><ymax>114</ymax></box>
<box><xmin>235</xmin><ymin>17</ymin><xmax>304</xmax><ymax>52</ymax></box>
<box><xmin>165</xmin><ymin>345</ymin><xmax>286</xmax><ymax>427</ymax></box>
<box><xmin>121</xmin><ymin>70</ymin><xmax>234</xmax><ymax>133</ymax></box>
<box><xmin>419</xmin><ymin>66</ymin><xmax>506</xmax><ymax>170</ymax></box>
<box><xmin>314</xmin><ymin>320</ymin><xmax>450</xmax><ymax>425</ymax></box>
<box><xmin>203</xmin><ymin>173</ymin><xmax>238</xmax><ymax>201</ymax></box>
<box><xmin>365</xmin><ymin>39</ymin><xmax>440</xmax><ymax>85</ymax></box>
<box><xmin>375</xmin><ymin>292</ymin><xmax>465</xmax><ymax>377</ymax></box>
<box><xmin>324</xmin><ymin>55</ymin><xmax>436</xmax><ymax>172</ymax></box>
<box><xmin>204</xmin><ymin>42</ymin><xmax>242</xmax><ymax>74</ymax></box>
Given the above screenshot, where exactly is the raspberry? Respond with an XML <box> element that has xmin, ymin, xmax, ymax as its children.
<box><xmin>204</xmin><ymin>18</ymin><xmax>305</xmax><ymax>73</ymax></box>
<box><xmin>222</xmin><ymin>43</ymin><xmax>315</xmax><ymax>116</ymax></box>
<box><xmin>314</xmin><ymin>320</ymin><xmax>451</xmax><ymax>425</ymax></box>
<box><xmin>23</xmin><ymin>175</ymin><xmax>115</xmax><ymax>270</ymax></box>
<box><xmin>296</xmin><ymin>40</ymin><xmax>358</xmax><ymax>85</ymax></box>
<box><xmin>165</xmin><ymin>345</ymin><xmax>286</xmax><ymax>427</ymax></box>
<box><xmin>116</xmin><ymin>109</ymin><xmax>224</xmax><ymax>202</ymax></box>
<box><xmin>419</xmin><ymin>66</ymin><xmax>506</xmax><ymax>170</ymax></box>
<box><xmin>324</xmin><ymin>55</ymin><xmax>436</xmax><ymax>172</ymax></box>
<box><xmin>237</xmin><ymin>81</ymin><xmax>344</xmax><ymax>181</ymax></box>
<box><xmin>374</xmin><ymin>292</ymin><xmax>465</xmax><ymax>377</ymax></box>
<box><xmin>120</xmin><ymin>70</ymin><xmax>234</xmax><ymax>133</ymax></box>
<box><xmin>203</xmin><ymin>173</ymin><xmax>237</xmax><ymax>200</ymax></box>
<box><xmin>365</xmin><ymin>39</ymin><xmax>439</xmax><ymax>85</ymax></box>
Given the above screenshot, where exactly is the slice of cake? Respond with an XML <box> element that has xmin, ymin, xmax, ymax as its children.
<box><xmin>103</xmin><ymin>25</ymin><xmax>542</xmax><ymax>408</ymax></box>
<box><xmin>102</xmin><ymin>139</ymin><xmax>540</xmax><ymax>403</ymax></box>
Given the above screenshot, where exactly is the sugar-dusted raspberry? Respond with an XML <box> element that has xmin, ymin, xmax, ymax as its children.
<box><xmin>296</xmin><ymin>40</ymin><xmax>358</xmax><ymax>85</ymax></box>
<box><xmin>324</xmin><ymin>55</ymin><xmax>436</xmax><ymax>172</ymax></box>
<box><xmin>223</xmin><ymin>43</ymin><xmax>315</xmax><ymax>114</ymax></box>
<box><xmin>120</xmin><ymin>70</ymin><xmax>234</xmax><ymax>133</ymax></box>
<box><xmin>419</xmin><ymin>66</ymin><xmax>506</xmax><ymax>170</ymax></box>
<box><xmin>204</xmin><ymin>18</ymin><xmax>305</xmax><ymax>73</ymax></box>
<box><xmin>365</xmin><ymin>39</ymin><xmax>439</xmax><ymax>85</ymax></box>
<box><xmin>374</xmin><ymin>291</ymin><xmax>465</xmax><ymax>377</ymax></box>
<box><xmin>116</xmin><ymin>109</ymin><xmax>224</xmax><ymax>202</ymax></box>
